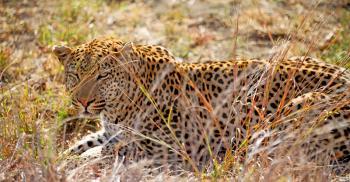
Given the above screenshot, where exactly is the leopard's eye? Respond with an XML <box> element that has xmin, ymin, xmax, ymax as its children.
<box><xmin>67</xmin><ymin>63</ymin><xmax>76</xmax><ymax>72</ymax></box>
<box><xmin>96</xmin><ymin>72</ymin><xmax>110</xmax><ymax>80</ymax></box>
<box><xmin>66</xmin><ymin>72</ymin><xmax>80</xmax><ymax>90</ymax></box>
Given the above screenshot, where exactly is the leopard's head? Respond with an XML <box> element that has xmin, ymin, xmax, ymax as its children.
<box><xmin>53</xmin><ymin>38</ymin><xmax>130</xmax><ymax>117</ymax></box>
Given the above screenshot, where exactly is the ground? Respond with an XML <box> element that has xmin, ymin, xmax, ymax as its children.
<box><xmin>0</xmin><ymin>0</ymin><xmax>350</xmax><ymax>181</ymax></box>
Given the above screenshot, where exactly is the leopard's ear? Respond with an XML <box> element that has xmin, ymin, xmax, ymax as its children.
<box><xmin>120</xmin><ymin>42</ymin><xmax>134</xmax><ymax>54</ymax></box>
<box><xmin>117</xmin><ymin>42</ymin><xmax>135</xmax><ymax>62</ymax></box>
<box><xmin>52</xmin><ymin>45</ymin><xmax>72</xmax><ymax>64</ymax></box>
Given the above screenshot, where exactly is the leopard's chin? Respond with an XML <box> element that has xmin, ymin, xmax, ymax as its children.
<box><xmin>78</xmin><ymin>108</ymin><xmax>102</xmax><ymax>118</ymax></box>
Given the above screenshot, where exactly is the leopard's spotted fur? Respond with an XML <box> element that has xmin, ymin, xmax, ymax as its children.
<box><xmin>53</xmin><ymin>37</ymin><xmax>350</xmax><ymax>172</ymax></box>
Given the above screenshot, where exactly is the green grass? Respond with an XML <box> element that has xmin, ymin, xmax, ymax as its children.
<box><xmin>37</xmin><ymin>0</ymin><xmax>106</xmax><ymax>46</ymax></box>
<box><xmin>38</xmin><ymin>24</ymin><xmax>89</xmax><ymax>46</ymax></box>
<box><xmin>0</xmin><ymin>48</ymin><xmax>10</xmax><ymax>71</ymax></box>
<box><xmin>321</xmin><ymin>9</ymin><xmax>350</xmax><ymax>67</ymax></box>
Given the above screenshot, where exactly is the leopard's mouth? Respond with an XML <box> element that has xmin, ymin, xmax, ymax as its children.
<box><xmin>71</xmin><ymin>98</ymin><xmax>106</xmax><ymax>116</ymax></box>
<box><xmin>89</xmin><ymin>100</ymin><xmax>106</xmax><ymax>114</ymax></box>
<box><xmin>79</xmin><ymin>107</ymin><xmax>104</xmax><ymax>117</ymax></box>
<box><xmin>82</xmin><ymin>110</ymin><xmax>94</xmax><ymax>116</ymax></box>
<box><xmin>84</xmin><ymin>102</ymin><xmax>106</xmax><ymax>116</ymax></box>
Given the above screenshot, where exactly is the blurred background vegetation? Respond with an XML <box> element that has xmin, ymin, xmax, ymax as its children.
<box><xmin>0</xmin><ymin>0</ymin><xmax>349</xmax><ymax>180</ymax></box>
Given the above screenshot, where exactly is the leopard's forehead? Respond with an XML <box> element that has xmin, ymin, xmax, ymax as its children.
<box><xmin>68</xmin><ymin>38</ymin><xmax>124</xmax><ymax>74</ymax></box>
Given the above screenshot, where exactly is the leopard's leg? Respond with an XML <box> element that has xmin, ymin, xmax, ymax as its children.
<box><xmin>309</xmin><ymin>104</ymin><xmax>350</xmax><ymax>174</ymax></box>
<box><xmin>268</xmin><ymin>92</ymin><xmax>331</xmax><ymax>131</ymax></box>
<box><xmin>251</xmin><ymin>92</ymin><xmax>350</xmax><ymax>173</ymax></box>
<box><xmin>59</xmin><ymin>131</ymin><xmax>122</xmax><ymax>173</ymax></box>
<box><xmin>64</xmin><ymin>129</ymin><xmax>121</xmax><ymax>155</ymax></box>
<box><xmin>249</xmin><ymin>92</ymin><xmax>331</xmax><ymax>157</ymax></box>
<box><xmin>58</xmin><ymin>145</ymin><xmax>104</xmax><ymax>173</ymax></box>
<box><xmin>250</xmin><ymin>92</ymin><xmax>330</xmax><ymax>150</ymax></box>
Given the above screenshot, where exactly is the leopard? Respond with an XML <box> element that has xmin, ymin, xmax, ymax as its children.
<box><xmin>53</xmin><ymin>37</ymin><xmax>350</xmax><ymax>173</ymax></box>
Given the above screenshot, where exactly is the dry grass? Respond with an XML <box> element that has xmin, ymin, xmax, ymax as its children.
<box><xmin>1</xmin><ymin>0</ymin><xmax>350</xmax><ymax>181</ymax></box>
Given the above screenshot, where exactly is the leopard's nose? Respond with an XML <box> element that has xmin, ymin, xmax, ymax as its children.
<box><xmin>78</xmin><ymin>98</ymin><xmax>88</xmax><ymax>108</ymax></box>
<box><xmin>78</xmin><ymin>98</ymin><xmax>95</xmax><ymax>108</ymax></box>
